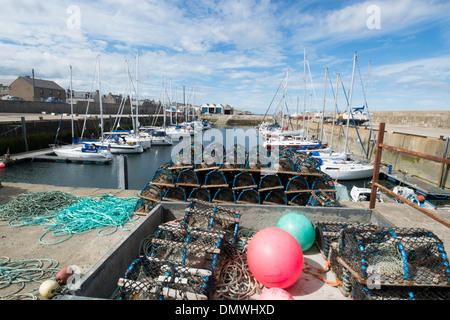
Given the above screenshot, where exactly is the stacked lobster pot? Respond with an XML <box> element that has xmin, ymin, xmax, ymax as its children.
<box><xmin>116</xmin><ymin>200</ymin><xmax>242</xmax><ymax>300</ymax></box>
<box><xmin>315</xmin><ymin>221</ymin><xmax>450</xmax><ymax>300</ymax></box>
<box><xmin>134</xmin><ymin>143</ymin><xmax>340</xmax><ymax>217</ymax></box>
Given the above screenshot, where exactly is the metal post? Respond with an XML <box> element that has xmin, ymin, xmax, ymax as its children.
<box><xmin>118</xmin><ymin>155</ymin><xmax>129</xmax><ymax>190</ymax></box>
<box><xmin>21</xmin><ymin>117</ymin><xmax>28</xmax><ymax>152</ymax></box>
<box><xmin>369</xmin><ymin>122</ymin><xmax>385</xmax><ymax>209</ymax></box>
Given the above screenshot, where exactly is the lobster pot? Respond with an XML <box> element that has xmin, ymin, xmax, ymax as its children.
<box><xmin>203</xmin><ymin>142</ymin><xmax>225</xmax><ymax>164</ymax></box>
<box><xmin>270</xmin><ymin>155</ymin><xmax>295</xmax><ymax>172</ymax></box>
<box><xmin>308</xmin><ymin>190</ymin><xmax>340</xmax><ymax>207</ymax></box>
<box><xmin>140</xmin><ymin>184</ymin><xmax>162</xmax><ymax>203</ymax></box>
<box><xmin>244</xmin><ymin>154</ymin><xmax>270</xmax><ymax>171</ymax></box>
<box><xmin>213</xmin><ymin>188</ymin><xmax>236</xmax><ymax>204</ymax></box>
<box><xmin>232</xmin><ymin>172</ymin><xmax>257</xmax><ymax>191</ymax></box>
<box><xmin>262</xmin><ymin>190</ymin><xmax>287</xmax><ymax>205</ymax></box>
<box><xmin>236</xmin><ymin>189</ymin><xmax>260</xmax><ymax>205</ymax></box>
<box><xmin>338</xmin><ymin>226</ymin><xmax>450</xmax><ymax>288</ymax></box>
<box><xmin>204</xmin><ymin>170</ymin><xmax>228</xmax><ymax>188</ymax></box>
<box><xmin>315</xmin><ymin>221</ymin><xmax>349</xmax><ymax>260</ymax></box>
<box><xmin>285</xmin><ymin>176</ymin><xmax>309</xmax><ymax>194</ymax></box>
<box><xmin>194</xmin><ymin>153</ymin><xmax>219</xmax><ymax>172</ymax></box>
<box><xmin>310</xmin><ymin>174</ymin><xmax>335</xmax><ymax>191</ymax></box>
<box><xmin>183</xmin><ymin>200</ymin><xmax>241</xmax><ymax>245</ymax></box>
<box><xmin>163</xmin><ymin>187</ymin><xmax>186</xmax><ymax>202</ymax></box>
<box><xmin>289</xmin><ymin>192</ymin><xmax>310</xmax><ymax>206</ymax></box>
<box><xmin>259</xmin><ymin>174</ymin><xmax>284</xmax><ymax>192</ymax></box>
<box><xmin>151</xmin><ymin>168</ymin><xmax>175</xmax><ymax>187</ymax></box>
<box><xmin>176</xmin><ymin>169</ymin><xmax>200</xmax><ymax>188</ymax></box>
<box><xmin>169</xmin><ymin>152</ymin><xmax>192</xmax><ymax>169</ymax></box>
<box><xmin>227</xmin><ymin>144</ymin><xmax>248</xmax><ymax>164</ymax></box>
<box><xmin>188</xmin><ymin>188</ymin><xmax>211</xmax><ymax>202</ymax></box>
<box><xmin>118</xmin><ymin>256</ymin><xmax>213</xmax><ymax>300</ymax></box>
<box><xmin>149</xmin><ymin>223</ymin><xmax>224</xmax><ymax>269</ymax></box>
<box><xmin>219</xmin><ymin>153</ymin><xmax>244</xmax><ymax>171</ymax></box>
<box><xmin>134</xmin><ymin>198</ymin><xmax>154</xmax><ymax>215</ymax></box>
<box><xmin>296</xmin><ymin>157</ymin><xmax>322</xmax><ymax>174</ymax></box>
<box><xmin>351</xmin><ymin>279</ymin><xmax>450</xmax><ymax>300</ymax></box>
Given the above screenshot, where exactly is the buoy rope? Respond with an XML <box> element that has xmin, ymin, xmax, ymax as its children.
<box><xmin>303</xmin><ymin>261</ymin><xmax>343</xmax><ymax>287</ymax></box>
<box><xmin>0</xmin><ymin>256</ymin><xmax>60</xmax><ymax>300</ymax></box>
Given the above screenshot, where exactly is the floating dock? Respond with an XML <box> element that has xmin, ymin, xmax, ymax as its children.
<box><xmin>380</xmin><ymin>165</ymin><xmax>448</xmax><ymax>199</ymax></box>
<box><xmin>6</xmin><ymin>148</ymin><xmax>111</xmax><ymax>165</ymax></box>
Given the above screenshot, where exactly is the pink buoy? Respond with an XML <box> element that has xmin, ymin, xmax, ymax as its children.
<box><xmin>259</xmin><ymin>287</ymin><xmax>294</xmax><ymax>300</ymax></box>
<box><xmin>247</xmin><ymin>227</ymin><xmax>303</xmax><ymax>289</ymax></box>
<box><xmin>0</xmin><ymin>162</ymin><xmax>5</xmax><ymax>168</ymax></box>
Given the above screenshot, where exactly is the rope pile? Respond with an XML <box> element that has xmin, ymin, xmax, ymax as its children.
<box><xmin>2</xmin><ymin>192</ymin><xmax>139</xmax><ymax>245</ymax></box>
<box><xmin>0</xmin><ymin>257</ymin><xmax>60</xmax><ymax>300</ymax></box>
<box><xmin>0</xmin><ymin>191</ymin><xmax>79</xmax><ymax>221</ymax></box>
<box><xmin>214</xmin><ymin>228</ymin><xmax>264</xmax><ymax>300</ymax></box>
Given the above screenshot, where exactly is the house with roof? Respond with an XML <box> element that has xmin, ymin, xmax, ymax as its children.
<box><xmin>9</xmin><ymin>76</ymin><xmax>66</xmax><ymax>102</ymax></box>
<box><xmin>0</xmin><ymin>79</ymin><xmax>15</xmax><ymax>98</ymax></box>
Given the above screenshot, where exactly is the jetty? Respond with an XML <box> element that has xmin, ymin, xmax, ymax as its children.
<box><xmin>4</xmin><ymin>148</ymin><xmax>111</xmax><ymax>165</ymax></box>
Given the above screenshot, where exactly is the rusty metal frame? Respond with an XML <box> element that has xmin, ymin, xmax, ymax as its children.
<box><xmin>370</xmin><ymin>123</ymin><xmax>450</xmax><ymax>228</ymax></box>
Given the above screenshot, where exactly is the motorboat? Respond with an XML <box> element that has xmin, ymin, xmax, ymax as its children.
<box><xmin>350</xmin><ymin>186</ymin><xmax>383</xmax><ymax>203</ymax></box>
<box><xmin>53</xmin><ymin>143</ymin><xmax>112</xmax><ymax>159</ymax></box>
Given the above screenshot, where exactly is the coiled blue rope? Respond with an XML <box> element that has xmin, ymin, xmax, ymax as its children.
<box><xmin>10</xmin><ymin>194</ymin><xmax>139</xmax><ymax>245</ymax></box>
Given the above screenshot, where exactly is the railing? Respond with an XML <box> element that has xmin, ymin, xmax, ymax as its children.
<box><xmin>370</xmin><ymin>123</ymin><xmax>450</xmax><ymax>228</ymax></box>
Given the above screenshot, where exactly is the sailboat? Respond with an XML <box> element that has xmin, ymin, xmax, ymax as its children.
<box><xmin>320</xmin><ymin>52</ymin><xmax>374</xmax><ymax>181</ymax></box>
<box><xmin>53</xmin><ymin>66</ymin><xmax>113</xmax><ymax>160</ymax></box>
<box><xmin>77</xmin><ymin>56</ymin><xmax>144</xmax><ymax>154</ymax></box>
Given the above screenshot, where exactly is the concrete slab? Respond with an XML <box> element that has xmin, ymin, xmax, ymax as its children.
<box><xmin>1</xmin><ymin>182</ymin><xmax>448</xmax><ymax>301</ymax></box>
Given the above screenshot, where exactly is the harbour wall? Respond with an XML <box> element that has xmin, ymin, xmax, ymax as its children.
<box><xmin>1</xmin><ymin>109</ymin><xmax>449</xmax><ymax>189</ymax></box>
<box><xmin>307</xmin><ymin>122</ymin><xmax>449</xmax><ymax>190</ymax></box>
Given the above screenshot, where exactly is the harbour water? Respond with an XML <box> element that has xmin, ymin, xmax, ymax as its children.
<box><xmin>0</xmin><ymin>125</ymin><xmax>421</xmax><ymax>199</ymax></box>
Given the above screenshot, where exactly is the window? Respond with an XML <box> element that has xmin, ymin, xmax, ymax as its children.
<box><xmin>57</xmin><ymin>90</ymin><xmax>61</xmax><ymax>95</ymax></box>
<box><xmin>49</xmin><ymin>89</ymin><xmax>53</xmax><ymax>95</ymax></box>
<box><xmin>40</xmin><ymin>89</ymin><xmax>44</xmax><ymax>94</ymax></box>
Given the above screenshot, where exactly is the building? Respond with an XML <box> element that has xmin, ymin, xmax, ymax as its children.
<box><xmin>9</xmin><ymin>76</ymin><xmax>66</xmax><ymax>102</ymax></box>
<box><xmin>0</xmin><ymin>79</ymin><xmax>15</xmax><ymax>98</ymax></box>
<box><xmin>201</xmin><ymin>103</ymin><xmax>233</xmax><ymax>115</ymax></box>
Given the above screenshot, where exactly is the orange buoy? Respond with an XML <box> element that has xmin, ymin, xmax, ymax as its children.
<box><xmin>55</xmin><ymin>266</ymin><xmax>75</xmax><ymax>285</ymax></box>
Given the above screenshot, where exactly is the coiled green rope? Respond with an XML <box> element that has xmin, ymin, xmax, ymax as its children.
<box><xmin>0</xmin><ymin>191</ymin><xmax>79</xmax><ymax>221</ymax></box>
<box><xmin>0</xmin><ymin>257</ymin><xmax>60</xmax><ymax>300</ymax></box>
<box><xmin>7</xmin><ymin>193</ymin><xmax>139</xmax><ymax>245</ymax></box>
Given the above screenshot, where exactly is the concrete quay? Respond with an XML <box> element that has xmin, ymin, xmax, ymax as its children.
<box><xmin>1</xmin><ymin>182</ymin><xmax>449</xmax><ymax>300</ymax></box>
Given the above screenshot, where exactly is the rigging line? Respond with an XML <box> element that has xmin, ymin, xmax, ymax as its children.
<box><xmin>261</xmin><ymin>71</ymin><xmax>288</xmax><ymax>123</ymax></box>
<box><xmin>81</xmin><ymin>57</ymin><xmax>100</xmax><ymax>139</ymax></box>
<box><xmin>306</xmin><ymin>58</ymin><xmax>320</xmax><ymax>112</ymax></box>
<box><xmin>340</xmin><ymin>79</ymin><xmax>368</xmax><ymax>158</ymax></box>
<box><xmin>356</xmin><ymin>58</ymin><xmax>377</xmax><ymax>149</ymax></box>
<box><xmin>328</xmin><ymin>73</ymin><xmax>346</xmax><ymax>138</ymax></box>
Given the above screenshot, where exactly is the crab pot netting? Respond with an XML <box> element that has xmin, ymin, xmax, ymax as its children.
<box><xmin>188</xmin><ymin>188</ymin><xmax>211</xmax><ymax>202</ymax></box>
<box><xmin>118</xmin><ymin>201</ymin><xmax>243</xmax><ymax>300</ymax></box>
<box><xmin>350</xmin><ymin>276</ymin><xmax>450</xmax><ymax>300</ymax></box>
<box><xmin>213</xmin><ymin>188</ymin><xmax>236</xmax><ymax>204</ymax></box>
<box><xmin>149</xmin><ymin>223</ymin><xmax>224</xmax><ymax>269</ymax></box>
<box><xmin>183</xmin><ymin>200</ymin><xmax>241</xmax><ymax>245</ymax></box>
<box><xmin>339</xmin><ymin>225</ymin><xmax>450</xmax><ymax>287</ymax></box>
<box><xmin>118</xmin><ymin>256</ymin><xmax>214</xmax><ymax>300</ymax></box>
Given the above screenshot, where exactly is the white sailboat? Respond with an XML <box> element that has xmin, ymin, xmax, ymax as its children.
<box><xmin>78</xmin><ymin>56</ymin><xmax>144</xmax><ymax>154</ymax></box>
<box><xmin>53</xmin><ymin>66</ymin><xmax>112</xmax><ymax>160</ymax></box>
<box><xmin>320</xmin><ymin>52</ymin><xmax>374</xmax><ymax>181</ymax></box>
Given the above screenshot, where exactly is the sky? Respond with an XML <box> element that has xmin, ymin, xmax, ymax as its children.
<box><xmin>0</xmin><ymin>0</ymin><xmax>449</xmax><ymax>114</ymax></box>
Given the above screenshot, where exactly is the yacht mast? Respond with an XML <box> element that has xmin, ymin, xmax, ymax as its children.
<box><xmin>345</xmin><ymin>52</ymin><xmax>357</xmax><ymax>155</ymax></box>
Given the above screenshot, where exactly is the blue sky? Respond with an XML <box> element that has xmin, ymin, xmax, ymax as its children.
<box><xmin>0</xmin><ymin>0</ymin><xmax>449</xmax><ymax>114</ymax></box>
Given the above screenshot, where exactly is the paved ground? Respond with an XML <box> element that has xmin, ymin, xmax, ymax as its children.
<box><xmin>1</xmin><ymin>182</ymin><xmax>449</xmax><ymax>300</ymax></box>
